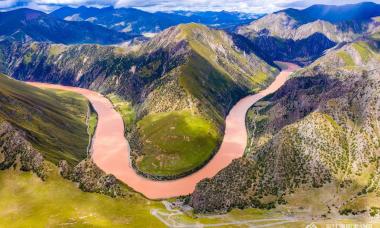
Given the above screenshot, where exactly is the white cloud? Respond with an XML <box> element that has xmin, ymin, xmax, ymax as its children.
<box><xmin>114</xmin><ymin>0</ymin><xmax>380</xmax><ymax>13</ymax></box>
<box><xmin>0</xmin><ymin>0</ymin><xmax>17</xmax><ymax>8</ymax></box>
<box><xmin>0</xmin><ymin>0</ymin><xmax>380</xmax><ymax>13</ymax></box>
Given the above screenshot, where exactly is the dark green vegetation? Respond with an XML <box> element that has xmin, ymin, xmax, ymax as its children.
<box><xmin>0</xmin><ymin>74</ymin><xmax>89</xmax><ymax>165</ymax></box>
<box><xmin>1</xmin><ymin>23</ymin><xmax>277</xmax><ymax>178</ymax></box>
<box><xmin>190</xmin><ymin>40</ymin><xmax>380</xmax><ymax>217</ymax></box>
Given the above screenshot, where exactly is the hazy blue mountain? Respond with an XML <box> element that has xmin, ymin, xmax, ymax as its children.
<box><xmin>238</xmin><ymin>2</ymin><xmax>380</xmax><ymax>43</ymax></box>
<box><xmin>50</xmin><ymin>6</ymin><xmax>260</xmax><ymax>35</ymax></box>
<box><xmin>169</xmin><ymin>10</ymin><xmax>261</xmax><ymax>30</ymax></box>
<box><xmin>0</xmin><ymin>8</ymin><xmax>135</xmax><ymax>44</ymax></box>
<box><xmin>236</xmin><ymin>2</ymin><xmax>380</xmax><ymax>65</ymax></box>
<box><xmin>281</xmin><ymin>2</ymin><xmax>380</xmax><ymax>24</ymax></box>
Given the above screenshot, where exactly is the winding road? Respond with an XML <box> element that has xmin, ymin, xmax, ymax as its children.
<box><xmin>28</xmin><ymin>62</ymin><xmax>299</xmax><ymax>199</ymax></box>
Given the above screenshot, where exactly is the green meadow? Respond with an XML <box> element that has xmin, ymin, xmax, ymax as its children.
<box><xmin>136</xmin><ymin>111</ymin><xmax>219</xmax><ymax>176</ymax></box>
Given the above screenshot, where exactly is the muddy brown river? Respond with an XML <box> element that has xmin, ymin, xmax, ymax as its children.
<box><xmin>28</xmin><ymin>62</ymin><xmax>299</xmax><ymax>199</ymax></box>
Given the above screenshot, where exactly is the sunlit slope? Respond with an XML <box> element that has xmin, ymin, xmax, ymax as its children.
<box><xmin>0</xmin><ymin>165</ymin><xmax>165</xmax><ymax>227</ymax></box>
<box><xmin>0</xmin><ymin>74</ymin><xmax>89</xmax><ymax>165</ymax></box>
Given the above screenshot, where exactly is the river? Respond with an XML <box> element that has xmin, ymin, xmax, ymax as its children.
<box><xmin>28</xmin><ymin>62</ymin><xmax>299</xmax><ymax>199</ymax></box>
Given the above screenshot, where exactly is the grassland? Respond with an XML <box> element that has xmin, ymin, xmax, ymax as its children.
<box><xmin>136</xmin><ymin>111</ymin><xmax>219</xmax><ymax>176</ymax></box>
<box><xmin>0</xmin><ymin>74</ymin><xmax>89</xmax><ymax>165</ymax></box>
<box><xmin>0</xmin><ymin>165</ymin><xmax>165</xmax><ymax>227</ymax></box>
<box><xmin>0</xmin><ymin>166</ymin><xmax>378</xmax><ymax>227</ymax></box>
<box><xmin>152</xmin><ymin>203</ymin><xmax>379</xmax><ymax>227</ymax></box>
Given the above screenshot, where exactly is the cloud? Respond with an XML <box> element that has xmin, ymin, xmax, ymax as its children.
<box><xmin>0</xmin><ymin>0</ymin><xmax>379</xmax><ymax>13</ymax></box>
<box><xmin>0</xmin><ymin>0</ymin><xmax>17</xmax><ymax>8</ymax></box>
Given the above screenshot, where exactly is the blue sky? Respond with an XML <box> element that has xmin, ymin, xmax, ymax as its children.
<box><xmin>0</xmin><ymin>0</ymin><xmax>379</xmax><ymax>13</ymax></box>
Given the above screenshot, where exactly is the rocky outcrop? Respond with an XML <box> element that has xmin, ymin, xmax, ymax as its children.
<box><xmin>0</xmin><ymin>121</ymin><xmax>123</xmax><ymax>197</ymax></box>
<box><xmin>0</xmin><ymin>121</ymin><xmax>46</xmax><ymax>179</ymax></box>
<box><xmin>58</xmin><ymin>159</ymin><xmax>123</xmax><ymax>197</ymax></box>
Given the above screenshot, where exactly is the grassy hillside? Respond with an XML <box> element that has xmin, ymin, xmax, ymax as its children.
<box><xmin>298</xmin><ymin>39</ymin><xmax>380</xmax><ymax>72</ymax></box>
<box><xmin>133</xmin><ymin>24</ymin><xmax>276</xmax><ymax>178</ymax></box>
<box><xmin>136</xmin><ymin>111</ymin><xmax>219</xmax><ymax>176</ymax></box>
<box><xmin>105</xmin><ymin>24</ymin><xmax>277</xmax><ymax>179</ymax></box>
<box><xmin>0</xmin><ymin>74</ymin><xmax>89</xmax><ymax>165</ymax></box>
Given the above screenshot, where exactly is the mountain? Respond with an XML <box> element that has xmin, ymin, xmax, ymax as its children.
<box><xmin>0</xmin><ymin>72</ymin><xmax>128</xmax><ymax>198</ymax></box>
<box><xmin>0</xmin><ymin>8</ymin><xmax>135</xmax><ymax>44</ymax></box>
<box><xmin>232</xmin><ymin>32</ymin><xmax>336</xmax><ymax>66</ymax></box>
<box><xmin>281</xmin><ymin>2</ymin><xmax>380</xmax><ymax>24</ymax></box>
<box><xmin>50</xmin><ymin>6</ymin><xmax>259</xmax><ymax>35</ymax></box>
<box><xmin>190</xmin><ymin>39</ymin><xmax>380</xmax><ymax>217</ymax></box>
<box><xmin>238</xmin><ymin>2</ymin><xmax>380</xmax><ymax>42</ymax></box>
<box><xmin>236</xmin><ymin>2</ymin><xmax>380</xmax><ymax>65</ymax></box>
<box><xmin>0</xmin><ymin>73</ymin><xmax>89</xmax><ymax>175</ymax></box>
<box><xmin>0</xmin><ymin>74</ymin><xmax>167</xmax><ymax>225</ymax></box>
<box><xmin>167</xmin><ymin>10</ymin><xmax>261</xmax><ymax>30</ymax></box>
<box><xmin>238</xmin><ymin>3</ymin><xmax>380</xmax><ymax>42</ymax></box>
<box><xmin>50</xmin><ymin>6</ymin><xmax>186</xmax><ymax>35</ymax></box>
<box><xmin>0</xmin><ymin>23</ymin><xmax>277</xmax><ymax>179</ymax></box>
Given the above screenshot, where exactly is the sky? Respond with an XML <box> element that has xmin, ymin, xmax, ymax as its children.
<box><xmin>0</xmin><ymin>0</ymin><xmax>379</xmax><ymax>13</ymax></box>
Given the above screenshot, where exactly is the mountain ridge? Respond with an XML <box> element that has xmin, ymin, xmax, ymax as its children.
<box><xmin>50</xmin><ymin>6</ymin><xmax>259</xmax><ymax>35</ymax></box>
<box><xmin>0</xmin><ymin>8</ymin><xmax>136</xmax><ymax>44</ymax></box>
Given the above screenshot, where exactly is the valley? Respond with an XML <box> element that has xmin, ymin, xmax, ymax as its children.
<box><xmin>27</xmin><ymin>61</ymin><xmax>297</xmax><ymax>199</ymax></box>
<box><xmin>0</xmin><ymin>1</ymin><xmax>380</xmax><ymax>227</ymax></box>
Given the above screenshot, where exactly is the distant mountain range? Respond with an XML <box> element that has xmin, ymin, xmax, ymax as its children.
<box><xmin>236</xmin><ymin>2</ymin><xmax>380</xmax><ymax>65</ymax></box>
<box><xmin>50</xmin><ymin>6</ymin><xmax>261</xmax><ymax>35</ymax></box>
<box><xmin>238</xmin><ymin>2</ymin><xmax>380</xmax><ymax>42</ymax></box>
<box><xmin>1</xmin><ymin>2</ymin><xmax>378</xmax><ymax>47</ymax></box>
<box><xmin>0</xmin><ymin>8</ymin><xmax>135</xmax><ymax>44</ymax></box>
<box><xmin>280</xmin><ymin>1</ymin><xmax>380</xmax><ymax>23</ymax></box>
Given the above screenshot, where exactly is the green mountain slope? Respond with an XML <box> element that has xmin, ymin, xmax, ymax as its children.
<box><xmin>190</xmin><ymin>40</ymin><xmax>380</xmax><ymax>217</ymax></box>
<box><xmin>0</xmin><ymin>23</ymin><xmax>277</xmax><ymax>179</ymax></box>
<box><xmin>0</xmin><ymin>74</ymin><xmax>89</xmax><ymax>166</ymax></box>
